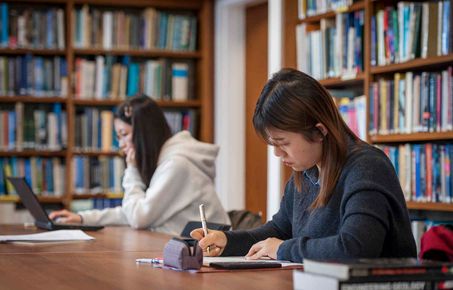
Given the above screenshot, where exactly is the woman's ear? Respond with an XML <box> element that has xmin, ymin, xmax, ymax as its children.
<box><xmin>315</xmin><ymin>123</ymin><xmax>328</xmax><ymax>140</ymax></box>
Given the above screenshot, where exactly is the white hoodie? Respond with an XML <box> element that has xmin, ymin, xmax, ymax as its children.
<box><xmin>79</xmin><ymin>131</ymin><xmax>230</xmax><ymax>235</ymax></box>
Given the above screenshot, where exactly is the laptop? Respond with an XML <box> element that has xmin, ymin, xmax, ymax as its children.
<box><xmin>7</xmin><ymin>177</ymin><xmax>104</xmax><ymax>231</ymax></box>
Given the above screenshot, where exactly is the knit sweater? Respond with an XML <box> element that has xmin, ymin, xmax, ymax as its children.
<box><xmin>223</xmin><ymin>141</ymin><xmax>416</xmax><ymax>262</ymax></box>
<box><xmin>79</xmin><ymin>131</ymin><xmax>230</xmax><ymax>235</ymax></box>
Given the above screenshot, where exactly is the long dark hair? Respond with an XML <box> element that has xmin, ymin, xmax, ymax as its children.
<box><xmin>253</xmin><ymin>68</ymin><xmax>361</xmax><ymax>209</ymax></box>
<box><xmin>114</xmin><ymin>95</ymin><xmax>172</xmax><ymax>184</ymax></box>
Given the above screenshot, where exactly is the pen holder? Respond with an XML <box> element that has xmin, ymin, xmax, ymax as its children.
<box><xmin>163</xmin><ymin>237</ymin><xmax>203</xmax><ymax>270</ymax></box>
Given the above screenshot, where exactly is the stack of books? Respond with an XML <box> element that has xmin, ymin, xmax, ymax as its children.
<box><xmin>293</xmin><ymin>258</ymin><xmax>453</xmax><ymax>290</ymax></box>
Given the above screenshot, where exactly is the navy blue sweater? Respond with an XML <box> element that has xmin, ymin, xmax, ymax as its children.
<box><xmin>223</xmin><ymin>142</ymin><xmax>416</xmax><ymax>262</ymax></box>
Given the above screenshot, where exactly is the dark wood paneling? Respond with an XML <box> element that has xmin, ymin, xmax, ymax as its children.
<box><xmin>245</xmin><ymin>3</ymin><xmax>268</xmax><ymax>220</ymax></box>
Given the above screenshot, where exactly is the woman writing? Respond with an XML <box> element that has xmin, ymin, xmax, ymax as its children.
<box><xmin>191</xmin><ymin>69</ymin><xmax>416</xmax><ymax>262</ymax></box>
<box><xmin>50</xmin><ymin>96</ymin><xmax>230</xmax><ymax>235</ymax></box>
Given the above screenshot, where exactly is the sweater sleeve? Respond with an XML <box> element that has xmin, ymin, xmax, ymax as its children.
<box><xmin>121</xmin><ymin>157</ymin><xmax>196</xmax><ymax>229</ymax></box>
<box><xmin>222</xmin><ymin>182</ymin><xmax>294</xmax><ymax>256</ymax></box>
<box><xmin>78</xmin><ymin>206</ymin><xmax>129</xmax><ymax>226</ymax></box>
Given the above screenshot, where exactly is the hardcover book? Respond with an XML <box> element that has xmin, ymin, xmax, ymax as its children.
<box><xmin>303</xmin><ymin>258</ymin><xmax>453</xmax><ymax>280</ymax></box>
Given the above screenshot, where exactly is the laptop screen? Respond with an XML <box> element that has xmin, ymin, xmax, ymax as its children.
<box><xmin>6</xmin><ymin>177</ymin><xmax>52</xmax><ymax>224</ymax></box>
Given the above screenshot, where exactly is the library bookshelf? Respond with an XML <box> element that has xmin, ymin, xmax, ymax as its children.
<box><xmin>0</xmin><ymin>0</ymin><xmax>214</xmax><ymax>208</ymax></box>
<box><xmin>284</xmin><ymin>0</ymin><xmax>453</xmax><ymax>213</ymax></box>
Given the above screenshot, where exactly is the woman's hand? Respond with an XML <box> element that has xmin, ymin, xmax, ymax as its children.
<box><xmin>125</xmin><ymin>147</ymin><xmax>136</xmax><ymax>167</ymax></box>
<box><xmin>190</xmin><ymin>228</ymin><xmax>227</xmax><ymax>256</ymax></box>
<box><xmin>245</xmin><ymin>238</ymin><xmax>284</xmax><ymax>260</ymax></box>
<box><xmin>48</xmin><ymin>210</ymin><xmax>82</xmax><ymax>224</ymax></box>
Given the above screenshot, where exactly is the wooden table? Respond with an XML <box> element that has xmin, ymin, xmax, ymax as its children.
<box><xmin>0</xmin><ymin>225</ymin><xmax>294</xmax><ymax>290</ymax></box>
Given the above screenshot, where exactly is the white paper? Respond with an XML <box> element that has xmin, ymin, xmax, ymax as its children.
<box><xmin>203</xmin><ymin>256</ymin><xmax>303</xmax><ymax>267</ymax></box>
<box><xmin>0</xmin><ymin>230</ymin><xmax>95</xmax><ymax>243</ymax></box>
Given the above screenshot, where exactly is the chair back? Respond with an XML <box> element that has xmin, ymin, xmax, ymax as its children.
<box><xmin>228</xmin><ymin>210</ymin><xmax>263</xmax><ymax>230</ymax></box>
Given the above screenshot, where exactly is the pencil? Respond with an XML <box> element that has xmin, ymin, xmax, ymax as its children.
<box><xmin>199</xmin><ymin>204</ymin><xmax>210</xmax><ymax>254</ymax></box>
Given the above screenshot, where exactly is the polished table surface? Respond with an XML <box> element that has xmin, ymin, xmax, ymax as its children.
<box><xmin>0</xmin><ymin>225</ymin><xmax>171</xmax><ymax>254</ymax></box>
<box><xmin>0</xmin><ymin>225</ymin><xmax>294</xmax><ymax>290</ymax></box>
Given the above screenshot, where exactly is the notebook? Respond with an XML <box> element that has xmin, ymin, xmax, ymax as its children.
<box><xmin>6</xmin><ymin>177</ymin><xmax>104</xmax><ymax>231</ymax></box>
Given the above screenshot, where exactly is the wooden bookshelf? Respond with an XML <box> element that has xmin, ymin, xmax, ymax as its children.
<box><xmin>298</xmin><ymin>0</ymin><xmax>365</xmax><ymax>23</ymax></box>
<box><xmin>319</xmin><ymin>73</ymin><xmax>365</xmax><ymax>87</ymax></box>
<box><xmin>73</xmin><ymin>99</ymin><xmax>202</xmax><ymax>108</ymax></box>
<box><xmin>72</xmin><ymin>193</ymin><xmax>123</xmax><ymax>199</ymax></box>
<box><xmin>370</xmin><ymin>132</ymin><xmax>453</xmax><ymax>143</ymax></box>
<box><xmin>0</xmin><ymin>48</ymin><xmax>66</xmax><ymax>55</ymax></box>
<box><xmin>0</xmin><ymin>0</ymin><xmax>214</xmax><ymax>207</ymax></box>
<box><xmin>407</xmin><ymin>202</ymin><xmax>453</xmax><ymax>212</ymax></box>
<box><xmin>285</xmin><ymin>0</ymin><xmax>453</xmax><ymax>214</ymax></box>
<box><xmin>74</xmin><ymin>48</ymin><xmax>201</xmax><ymax>59</ymax></box>
<box><xmin>0</xmin><ymin>96</ymin><xmax>67</xmax><ymax>103</ymax></box>
<box><xmin>158</xmin><ymin>100</ymin><xmax>203</xmax><ymax>108</ymax></box>
<box><xmin>72</xmin><ymin>0</ymin><xmax>201</xmax><ymax>9</ymax></box>
<box><xmin>370</xmin><ymin>54</ymin><xmax>453</xmax><ymax>74</ymax></box>
<box><xmin>72</xmin><ymin>150</ymin><xmax>120</xmax><ymax>157</ymax></box>
<box><xmin>0</xmin><ymin>151</ymin><xmax>67</xmax><ymax>157</ymax></box>
<box><xmin>0</xmin><ymin>195</ymin><xmax>64</xmax><ymax>203</ymax></box>
<box><xmin>16</xmin><ymin>0</ymin><xmax>68</xmax><ymax>4</ymax></box>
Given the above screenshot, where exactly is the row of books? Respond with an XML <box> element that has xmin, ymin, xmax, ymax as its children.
<box><xmin>74</xmin><ymin>56</ymin><xmax>194</xmax><ymax>101</ymax></box>
<box><xmin>71</xmin><ymin>198</ymin><xmax>122</xmax><ymax>212</ymax></box>
<box><xmin>0</xmin><ymin>55</ymin><xmax>68</xmax><ymax>97</ymax></box>
<box><xmin>372</xmin><ymin>1</ymin><xmax>451</xmax><ymax>66</ymax></box>
<box><xmin>377</xmin><ymin>143</ymin><xmax>453</xmax><ymax>203</ymax></box>
<box><xmin>332</xmin><ymin>93</ymin><xmax>366</xmax><ymax>141</ymax></box>
<box><xmin>72</xmin><ymin>107</ymin><xmax>199</xmax><ymax>152</ymax></box>
<box><xmin>0</xmin><ymin>3</ymin><xmax>65</xmax><ymax>49</ymax></box>
<box><xmin>74</xmin><ymin>108</ymin><xmax>116</xmax><ymax>152</ymax></box>
<box><xmin>294</xmin><ymin>257</ymin><xmax>453</xmax><ymax>290</ymax></box>
<box><xmin>297</xmin><ymin>0</ymin><xmax>355</xmax><ymax>19</ymax></box>
<box><xmin>0</xmin><ymin>103</ymin><xmax>67</xmax><ymax>151</ymax></box>
<box><xmin>164</xmin><ymin>110</ymin><xmax>198</xmax><ymax>137</ymax></box>
<box><xmin>369</xmin><ymin>67</ymin><xmax>453</xmax><ymax>135</ymax></box>
<box><xmin>73</xmin><ymin>156</ymin><xmax>124</xmax><ymax>195</ymax></box>
<box><xmin>73</xmin><ymin>6</ymin><xmax>197</xmax><ymax>51</ymax></box>
<box><xmin>0</xmin><ymin>157</ymin><xmax>65</xmax><ymax>196</ymax></box>
<box><xmin>296</xmin><ymin>10</ymin><xmax>364</xmax><ymax>80</ymax></box>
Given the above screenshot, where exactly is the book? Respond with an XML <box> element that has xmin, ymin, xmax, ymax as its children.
<box><xmin>303</xmin><ymin>258</ymin><xmax>453</xmax><ymax>280</ymax></box>
<box><xmin>293</xmin><ymin>270</ymin><xmax>436</xmax><ymax>290</ymax></box>
<box><xmin>171</xmin><ymin>62</ymin><xmax>189</xmax><ymax>101</ymax></box>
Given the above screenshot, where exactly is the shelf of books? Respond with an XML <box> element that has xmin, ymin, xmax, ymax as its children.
<box><xmin>0</xmin><ymin>0</ymin><xmax>214</xmax><ymax>213</ymax></box>
<box><xmin>290</xmin><ymin>0</ymin><xmax>452</xmax><ymax>244</ymax></box>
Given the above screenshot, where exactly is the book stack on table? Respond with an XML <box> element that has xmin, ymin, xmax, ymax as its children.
<box><xmin>293</xmin><ymin>258</ymin><xmax>453</xmax><ymax>290</ymax></box>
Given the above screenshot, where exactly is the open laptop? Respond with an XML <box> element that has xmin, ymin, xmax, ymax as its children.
<box><xmin>7</xmin><ymin>177</ymin><xmax>104</xmax><ymax>231</ymax></box>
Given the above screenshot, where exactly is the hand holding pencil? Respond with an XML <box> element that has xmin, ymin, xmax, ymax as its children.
<box><xmin>199</xmin><ymin>204</ymin><xmax>210</xmax><ymax>253</ymax></box>
<box><xmin>191</xmin><ymin>204</ymin><xmax>227</xmax><ymax>256</ymax></box>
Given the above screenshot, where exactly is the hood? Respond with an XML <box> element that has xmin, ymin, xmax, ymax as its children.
<box><xmin>158</xmin><ymin>131</ymin><xmax>219</xmax><ymax>179</ymax></box>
